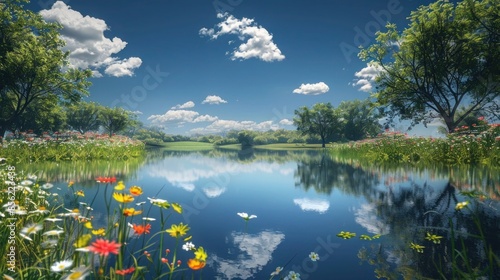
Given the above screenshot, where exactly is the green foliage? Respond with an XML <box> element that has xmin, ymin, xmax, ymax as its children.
<box><xmin>99</xmin><ymin>107</ymin><xmax>135</xmax><ymax>137</ymax></box>
<box><xmin>0</xmin><ymin>0</ymin><xmax>92</xmax><ymax>137</ymax></box>
<box><xmin>0</xmin><ymin>134</ymin><xmax>145</xmax><ymax>163</ymax></box>
<box><xmin>359</xmin><ymin>0</ymin><xmax>500</xmax><ymax>132</ymax></box>
<box><xmin>66</xmin><ymin>101</ymin><xmax>101</xmax><ymax>134</ymax></box>
<box><xmin>330</xmin><ymin>121</ymin><xmax>500</xmax><ymax>166</ymax></box>
<box><xmin>338</xmin><ymin>99</ymin><xmax>382</xmax><ymax>141</ymax></box>
<box><xmin>294</xmin><ymin>103</ymin><xmax>344</xmax><ymax>147</ymax></box>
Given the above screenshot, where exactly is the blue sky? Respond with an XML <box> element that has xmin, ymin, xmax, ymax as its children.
<box><xmin>29</xmin><ymin>0</ymin><xmax>446</xmax><ymax>136</ymax></box>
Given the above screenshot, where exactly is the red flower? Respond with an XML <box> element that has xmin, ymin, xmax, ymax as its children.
<box><xmin>96</xmin><ymin>177</ymin><xmax>117</xmax><ymax>183</ymax></box>
<box><xmin>478</xmin><ymin>116</ymin><xmax>485</xmax><ymax>121</ymax></box>
<box><xmin>116</xmin><ymin>266</ymin><xmax>135</xmax><ymax>275</ymax></box>
<box><xmin>88</xmin><ymin>239</ymin><xmax>121</xmax><ymax>256</ymax></box>
<box><xmin>132</xmin><ymin>224</ymin><xmax>151</xmax><ymax>235</ymax></box>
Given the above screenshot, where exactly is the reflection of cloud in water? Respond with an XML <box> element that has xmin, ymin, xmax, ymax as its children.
<box><xmin>203</xmin><ymin>186</ymin><xmax>226</xmax><ymax>198</ymax></box>
<box><xmin>293</xmin><ymin>198</ymin><xmax>330</xmax><ymax>213</ymax></box>
<box><xmin>209</xmin><ymin>230</ymin><xmax>285</xmax><ymax>279</ymax></box>
<box><xmin>147</xmin><ymin>154</ymin><xmax>291</xmax><ymax>191</ymax></box>
<box><xmin>355</xmin><ymin>203</ymin><xmax>390</xmax><ymax>235</ymax></box>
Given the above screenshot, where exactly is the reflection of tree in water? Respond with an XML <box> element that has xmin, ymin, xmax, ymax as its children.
<box><xmin>358</xmin><ymin>179</ymin><xmax>500</xmax><ymax>279</ymax></box>
<box><xmin>294</xmin><ymin>152</ymin><xmax>380</xmax><ymax>195</ymax></box>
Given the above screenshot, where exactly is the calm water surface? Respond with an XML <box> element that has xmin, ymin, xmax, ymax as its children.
<box><xmin>20</xmin><ymin>148</ymin><xmax>500</xmax><ymax>279</ymax></box>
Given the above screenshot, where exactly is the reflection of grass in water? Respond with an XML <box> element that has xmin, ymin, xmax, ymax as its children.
<box><xmin>157</xmin><ymin>141</ymin><xmax>214</xmax><ymax>151</ymax></box>
<box><xmin>254</xmin><ymin>143</ymin><xmax>325</xmax><ymax>150</ymax></box>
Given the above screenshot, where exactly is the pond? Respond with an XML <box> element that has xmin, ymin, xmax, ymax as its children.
<box><xmin>16</xmin><ymin>148</ymin><xmax>500</xmax><ymax>279</ymax></box>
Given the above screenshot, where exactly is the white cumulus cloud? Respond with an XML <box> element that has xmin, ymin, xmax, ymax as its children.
<box><xmin>293</xmin><ymin>82</ymin><xmax>330</xmax><ymax>95</ymax></box>
<box><xmin>353</xmin><ymin>63</ymin><xmax>383</xmax><ymax>92</ymax></box>
<box><xmin>39</xmin><ymin>1</ymin><xmax>142</xmax><ymax>77</ymax></box>
<box><xmin>171</xmin><ymin>101</ymin><xmax>195</xmax><ymax>110</ymax></box>
<box><xmin>202</xmin><ymin>95</ymin><xmax>228</xmax><ymax>105</ymax></box>
<box><xmin>200</xmin><ymin>13</ymin><xmax>285</xmax><ymax>62</ymax></box>
<box><xmin>279</xmin><ymin>119</ymin><xmax>294</xmax><ymax>126</ymax></box>
<box><xmin>147</xmin><ymin>110</ymin><xmax>217</xmax><ymax>124</ymax></box>
<box><xmin>189</xmin><ymin>119</ymin><xmax>279</xmax><ymax>135</ymax></box>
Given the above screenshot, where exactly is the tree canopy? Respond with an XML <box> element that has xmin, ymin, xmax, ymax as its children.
<box><xmin>294</xmin><ymin>103</ymin><xmax>344</xmax><ymax>147</ymax></box>
<box><xmin>0</xmin><ymin>0</ymin><xmax>92</xmax><ymax>137</ymax></box>
<box><xmin>359</xmin><ymin>0</ymin><xmax>499</xmax><ymax>133</ymax></box>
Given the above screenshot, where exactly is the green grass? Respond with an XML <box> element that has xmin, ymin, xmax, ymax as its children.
<box><xmin>254</xmin><ymin>143</ymin><xmax>325</xmax><ymax>150</ymax></box>
<box><xmin>157</xmin><ymin>141</ymin><xmax>214</xmax><ymax>151</ymax></box>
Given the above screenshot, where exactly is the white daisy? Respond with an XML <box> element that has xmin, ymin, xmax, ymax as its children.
<box><xmin>51</xmin><ymin>259</ymin><xmax>73</xmax><ymax>272</ymax></box>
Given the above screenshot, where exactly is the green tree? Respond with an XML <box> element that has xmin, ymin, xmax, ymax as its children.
<box><xmin>66</xmin><ymin>101</ymin><xmax>101</xmax><ymax>133</ymax></box>
<box><xmin>0</xmin><ymin>0</ymin><xmax>92</xmax><ymax>137</ymax></box>
<box><xmin>293</xmin><ymin>103</ymin><xmax>343</xmax><ymax>147</ymax></box>
<box><xmin>237</xmin><ymin>130</ymin><xmax>256</xmax><ymax>147</ymax></box>
<box><xmin>17</xmin><ymin>97</ymin><xmax>67</xmax><ymax>134</ymax></box>
<box><xmin>338</xmin><ymin>99</ymin><xmax>382</xmax><ymax>141</ymax></box>
<box><xmin>359</xmin><ymin>0</ymin><xmax>499</xmax><ymax>133</ymax></box>
<box><xmin>99</xmin><ymin>107</ymin><xmax>133</xmax><ymax>137</ymax></box>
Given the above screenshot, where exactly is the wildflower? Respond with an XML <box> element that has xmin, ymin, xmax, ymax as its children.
<box><xmin>21</xmin><ymin>223</ymin><xmax>43</xmax><ymax>235</ymax></box>
<box><xmin>61</xmin><ymin>266</ymin><xmax>90</xmax><ymax>280</ymax></box>
<box><xmin>360</xmin><ymin>234</ymin><xmax>372</xmax><ymax>240</ymax></box>
<box><xmin>237</xmin><ymin>212</ymin><xmax>257</xmax><ymax>220</ymax></box>
<box><xmin>136</xmin><ymin>201</ymin><xmax>146</xmax><ymax>206</ymax></box>
<box><xmin>123</xmin><ymin>208</ymin><xmax>142</xmax><ymax>216</ymax></box>
<box><xmin>68</xmin><ymin>181</ymin><xmax>75</xmax><ymax>187</ymax></box>
<box><xmin>20</xmin><ymin>180</ymin><xmax>33</xmax><ymax>186</ymax></box>
<box><xmin>75</xmin><ymin>190</ymin><xmax>85</xmax><ymax>197</ymax></box>
<box><xmin>88</xmin><ymin>239</ymin><xmax>121</xmax><ymax>256</ymax></box>
<box><xmin>410</xmin><ymin>242</ymin><xmax>425</xmax><ymax>253</ymax></box>
<box><xmin>142</xmin><ymin>217</ymin><xmax>156</xmax><ymax>221</ymax></box>
<box><xmin>455</xmin><ymin>201</ymin><xmax>469</xmax><ymax>210</ymax></box>
<box><xmin>92</xmin><ymin>228</ymin><xmax>106</xmax><ymax>236</ymax></box>
<box><xmin>182</xmin><ymin>242</ymin><xmax>195</xmax><ymax>251</ymax></box>
<box><xmin>114</xmin><ymin>181</ymin><xmax>125</xmax><ymax>190</ymax></box>
<box><xmin>43</xmin><ymin>230</ymin><xmax>64</xmax><ymax>236</ymax></box>
<box><xmin>172</xmin><ymin>202</ymin><xmax>182</xmax><ymax>214</ymax></box>
<box><xmin>187</xmin><ymin>258</ymin><xmax>206</xmax><ymax>270</ymax></box>
<box><xmin>96</xmin><ymin>176</ymin><xmax>117</xmax><ymax>184</ymax></box>
<box><xmin>177</xmin><ymin>260</ymin><xmax>182</xmax><ymax>266</ymax></box>
<box><xmin>336</xmin><ymin>231</ymin><xmax>356</xmax><ymax>239</ymax></box>
<box><xmin>309</xmin><ymin>252</ymin><xmax>319</xmax><ymax>261</ymax></box>
<box><xmin>148</xmin><ymin>197</ymin><xmax>170</xmax><ymax>209</ymax></box>
<box><xmin>372</xmin><ymin>234</ymin><xmax>381</xmax><ymax>239</ymax></box>
<box><xmin>166</xmin><ymin>223</ymin><xmax>190</xmax><ymax>238</ymax></box>
<box><xmin>285</xmin><ymin>271</ymin><xmax>300</xmax><ymax>280</ymax></box>
<box><xmin>45</xmin><ymin>217</ymin><xmax>63</xmax><ymax>222</ymax></box>
<box><xmin>83</xmin><ymin>221</ymin><xmax>93</xmax><ymax>229</ymax></box>
<box><xmin>194</xmin><ymin>246</ymin><xmax>208</xmax><ymax>262</ymax></box>
<box><xmin>425</xmin><ymin>232</ymin><xmax>443</xmax><ymax>244</ymax></box>
<box><xmin>41</xmin><ymin>183</ymin><xmax>54</xmax><ymax>190</ymax></box>
<box><xmin>113</xmin><ymin>192</ymin><xmax>134</xmax><ymax>203</ymax></box>
<box><xmin>41</xmin><ymin>240</ymin><xmax>58</xmax><ymax>248</ymax></box>
<box><xmin>132</xmin><ymin>224</ymin><xmax>151</xmax><ymax>235</ymax></box>
<box><xmin>115</xmin><ymin>266</ymin><xmax>135</xmax><ymax>275</ymax></box>
<box><xmin>74</xmin><ymin>234</ymin><xmax>92</xmax><ymax>248</ymax></box>
<box><xmin>270</xmin><ymin>267</ymin><xmax>283</xmax><ymax>276</ymax></box>
<box><xmin>129</xmin><ymin>186</ymin><xmax>143</xmax><ymax>196</ymax></box>
<box><xmin>51</xmin><ymin>259</ymin><xmax>73</xmax><ymax>272</ymax></box>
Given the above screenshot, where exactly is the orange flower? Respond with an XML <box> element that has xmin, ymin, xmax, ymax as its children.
<box><xmin>187</xmin><ymin>258</ymin><xmax>206</xmax><ymax>270</ymax></box>
<box><xmin>123</xmin><ymin>208</ymin><xmax>142</xmax><ymax>216</ymax></box>
<box><xmin>129</xmin><ymin>186</ymin><xmax>143</xmax><ymax>196</ymax></box>
<box><xmin>116</xmin><ymin>266</ymin><xmax>135</xmax><ymax>275</ymax></box>
<box><xmin>88</xmin><ymin>239</ymin><xmax>121</xmax><ymax>256</ymax></box>
<box><xmin>113</xmin><ymin>192</ymin><xmax>134</xmax><ymax>203</ymax></box>
<box><xmin>132</xmin><ymin>224</ymin><xmax>151</xmax><ymax>235</ymax></box>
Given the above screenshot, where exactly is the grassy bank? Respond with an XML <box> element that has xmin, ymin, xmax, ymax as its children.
<box><xmin>152</xmin><ymin>141</ymin><xmax>214</xmax><ymax>151</ymax></box>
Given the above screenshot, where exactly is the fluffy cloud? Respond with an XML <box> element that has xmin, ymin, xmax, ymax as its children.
<box><xmin>353</xmin><ymin>63</ymin><xmax>383</xmax><ymax>92</ymax></box>
<box><xmin>279</xmin><ymin>119</ymin><xmax>294</xmax><ymax>126</ymax></box>
<box><xmin>190</xmin><ymin>119</ymin><xmax>279</xmax><ymax>134</ymax></box>
<box><xmin>202</xmin><ymin>95</ymin><xmax>227</xmax><ymax>105</ymax></box>
<box><xmin>147</xmin><ymin>110</ymin><xmax>218</xmax><ymax>124</ymax></box>
<box><xmin>293</xmin><ymin>198</ymin><xmax>330</xmax><ymax>214</ymax></box>
<box><xmin>171</xmin><ymin>101</ymin><xmax>195</xmax><ymax>110</ymax></box>
<box><xmin>293</xmin><ymin>82</ymin><xmax>330</xmax><ymax>95</ymax></box>
<box><xmin>200</xmin><ymin>13</ymin><xmax>285</xmax><ymax>62</ymax></box>
<box><xmin>39</xmin><ymin>1</ymin><xmax>142</xmax><ymax>77</ymax></box>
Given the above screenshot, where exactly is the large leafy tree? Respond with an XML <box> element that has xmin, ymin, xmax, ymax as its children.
<box><xmin>0</xmin><ymin>0</ymin><xmax>92</xmax><ymax>137</ymax></box>
<box><xmin>66</xmin><ymin>101</ymin><xmax>101</xmax><ymax>133</ymax></box>
<box><xmin>338</xmin><ymin>99</ymin><xmax>382</xmax><ymax>141</ymax></box>
<box><xmin>359</xmin><ymin>0</ymin><xmax>499</xmax><ymax>133</ymax></box>
<box><xmin>99</xmin><ymin>107</ymin><xmax>134</xmax><ymax>137</ymax></box>
<box><xmin>293</xmin><ymin>103</ymin><xmax>343</xmax><ymax>147</ymax></box>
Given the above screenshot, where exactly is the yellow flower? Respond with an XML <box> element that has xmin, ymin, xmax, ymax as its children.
<box><xmin>129</xmin><ymin>186</ymin><xmax>143</xmax><ymax>196</ymax></box>
<box><xmin>123</xmin><ymin>208</ymin><xmax>142</xmax><ymax>216</ymax></box>
<box><xmin>166</xmin><ymin>223</ymin><xmax>190</xmax><ymax>238</ymax></box>
<box><xmin>68</xmin><ymin>181</ymin><xmax>75</xmax><ymax>187</ymax></box>
<box><xmin>114</xmin><ymin>181</ymin><xmax>126</xmax><ymax>190</ymax></box>
<box><xmin>75</xmin><ymin>190</ymin><xmax>85</xmax><ymax>197</ymax></box>
<box><xmin>425</xmin><ymin>232</ymin><xmax>443</xmax><ymax>244</ymax></box>
<box><xmin>194</xmin><ymin>246</ymin><xmax>207</xmax><ymax>262</ymax></box>
<box><xmin>84</xmin><ymin>221</ymin><xmax>93</xmax><ymax>229</ymax></box>
<box><xmin>455</xmin><ymin>201</ymin><xmax>469</xmax><ymax>210</ymax></box>
<box><xmin>172</xmin><ymin>203</ymin><xmax>182</xmax><ymax>214</ymax></box>
<box><xmin>74</xmin><ymin>234</ymin><xmax>92</xmax><ymax>248</ymax></box>
<box><xmin>113</xmin><ymin>192</ymin><xmax>134</xmax><ymax>203</ymax></box>
<box><xmin>410</xmin><ymin>242</ymin><xmax>425</xmax><ymax>253</ymax></box>
<box><xmin>92</xmin><ymin>228</ymin><xmax>106</xmax><ymax>236</ymax></box>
